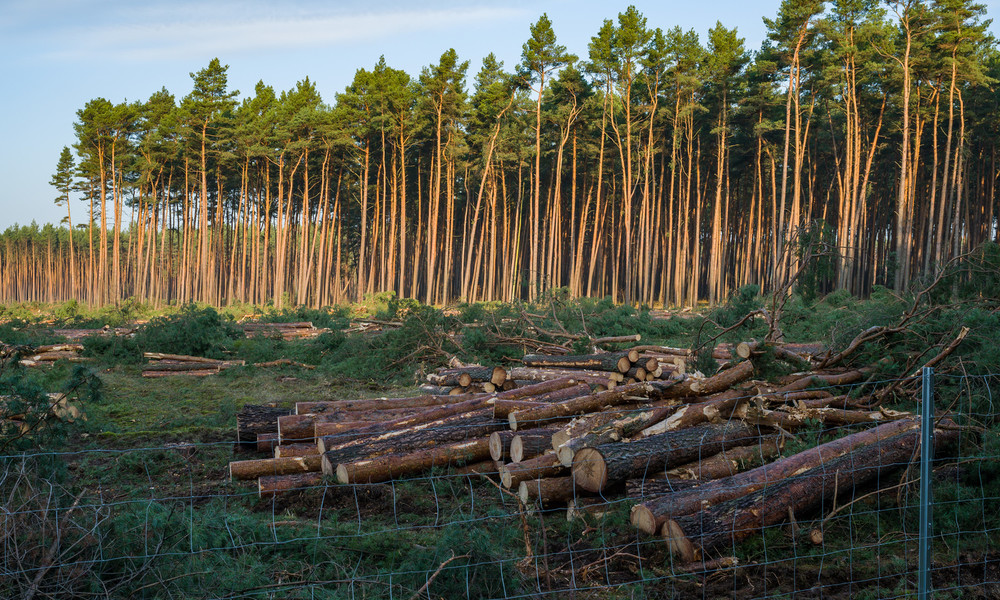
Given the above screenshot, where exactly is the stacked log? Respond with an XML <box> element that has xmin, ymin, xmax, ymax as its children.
<box><xmin>142</xmin><ymin>352</ymin><xmax>245</xmax><ymax>378</ymax></box>
<box><xmin>19</xmin><ymin>344</ymin><xmax>89</xmax><ymax>367</ymax></box>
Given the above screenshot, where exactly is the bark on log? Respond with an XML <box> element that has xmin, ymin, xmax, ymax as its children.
<box><xmin>571</xmin><ymin>421</ymin><xmax>761</xmax><ymax>493</ymax></box>
<box><xmin>511</xmin><ymin>428</ymin><xmax>559</xmax><ymax>462</ymax></box>
<box><xmin>428</xmin><ymin>366</ymin><xmax>507</xmax><ymax>387</ymax></box>
<box><xmin>626</xmin><ymin>478</ymin><xmax>700</xmax><ymax>499</ymax></box>
<box><xmin>661</xmin><ymin>427</ymin><xmax>958</xmax><ymax>562</ymax></box>
<box><xmin>142</xmin><ymin>369</ymin><xmax>219</xmax><ymax>378</ymax></box>
<box><xmin>639</xmin><ymin>390</ymin><xmax>749</xmax><ymax>438</ymax></box>
<box><xmin>508</xmin><ymin>382</ymin><xmax>653</xmax><ymax>431</ymax></box>
<box><xmin>229</xmin><ymin>455</ymin><xmax>322</xmax><ymax>480</ymax></box>
<box><xmin>336</xmin><ymin>438</ymin><xmax>492</xmax><ymax>484</ymax></box>
<box><xmin>653</xmin><ymin>361</ymin><xmax>753</xmax><ymax>399</ymax></box>
<box><xmin>665</xmin><ymin>438</ymin><xmax>782</xmax><ymax>480</ymax></box>
<box><xmin>256</xmin><ymin>432</ymin><xmax>278</xmax><ymax>453</ymax></box>
<box><xmin>593</xmin><ymin>334</ymin><xmax>642</xmax><ymax>346</ymax></box>
<box><xmin>630</xmin><ymin>416</ymin><xmax>921</xmax><ymax>535</ymax></box>
<box><xmin>500</xmin><ymin>453</ymin><xmax>565</xmax><ymax>489</ymax></box>
<box><xmin>143</xmin><ymin>352</ymin><xmax>226</xmax><ymax>363</ymax></box>
<box><xmin>313</xmin><ymin>420</ymin><xmax>376</xmax><ymax>438</ymax></box>
<box><xmin>274</xmin><ymin>443</ymin><xmax>319</xmax><ymax>458</ymax></box>
<box><xmin>297</xmin><ymin>394</ymin><xmax>484</xmax><ymax>414</ymax></box>
<box><xmin>775</xmin><ymin>369</ymin><xmax>866</xmax><ymax>394</ymax></box>
<box><xmin>320</xmin><ymin>410</ymin><xmax>503</xmax><ymax>474</ymax></box>
<box><xmin>507</xmin><ymin>366</ymin><xmax>623</xmax><ymax>385</ymax></box>
<box><xmin>522</xmin><ymin>352</ymin><xmax>632</xmax><ymax>373</ymax></box>
<box><xmin>555</xmin><ymin>405</ymin><xmax>680</xmax><ymax>467</ymax></box>
<box><xmin>237</xmin><ymin>405</ymin><xmax>292</xmax><ymax>443</ymax></box>
<box><xmin>518</xmin><ymin>476</ymin><xmax>581</xmax><ymax>506</ymax></box>
<box><xmin>258</xmin><ymin>473</ymin><xmax>325</xmax><ymax>498</ymax></box>
<box><xmin>493</xmin><ymin>399</ymin><xmax>548</xmax><ymax>419</ymax></box>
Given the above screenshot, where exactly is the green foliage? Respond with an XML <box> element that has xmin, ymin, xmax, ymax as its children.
<box><xmin>133</xmin><ymin>304</ymin><xmax>241</xmax><ymax>359</ymax></box>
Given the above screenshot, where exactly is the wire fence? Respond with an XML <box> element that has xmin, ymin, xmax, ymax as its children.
<box><xmin>2</xmin><ymin>371</ymin><xmax>999</xmax><ymax>599</ymax></box>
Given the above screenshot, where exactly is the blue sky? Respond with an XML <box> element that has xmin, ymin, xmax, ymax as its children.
<box><xmin>1</xmin><ymin>0</ymin><xmax>998</xmax><ymax>230</ymax></box>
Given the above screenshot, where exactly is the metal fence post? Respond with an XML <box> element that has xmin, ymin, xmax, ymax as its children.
<box><xmin>918</xmin><ymin>366</ymin><xmax>935</xmax><ymax>600</ymax></box>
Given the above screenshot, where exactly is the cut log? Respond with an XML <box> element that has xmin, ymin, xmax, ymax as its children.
<box><xmin>630</xmin><ymin>416</ymin><xmax>921</xmax><ymax>535</ymax></box>
<box><xmin>428</xmin><ymin>366</ymin><xmax>507</xmax><ymax>387</ymax></box>
<box><xmin>493</xmin><ymin>399</ymin><xmax>548</xmax><ymax>419</ymax></box>
<box><xmin>511</xmin><ymin>428</ymin><xmax>558</xmax><ymax>462</ymax></box>
<box><xmin>522</xmin><ymin>352</ymin><xmax>632</xmax><ymax>374</ymax></box>
<box><xmin>653</xmin><ymin>360</ymin><xmax>754</xmax><ymax>399</ymax></box>
<box><xmin>142</xmin><ymin>369</ymin><xmax>219</xmax><ymax>378</ymax></box>
<box><xmin>518</xmin><ymin>476</ymin><xmax>580</xmax><ymax>506</ymax></box>
<box><xmin>313</xmin><ymin>420</ymin><xmax>376</xmax><ymax>438</ymax></box>
<box><xmin>320</xmin><ymin>410</ymin><xmax>503</xmax><ymax>474</ymax></box>
<box><xmin>143</xmin><ymin>352</ymin><xmax>225</xmax><ymax>363</ymax></box>
<box><xmin>297</xmin><ymin>393</ymin><xmax>485</xmax><ymax>414</ymax></box>
<box><xmin>489</xmin><ymin>430</ymin><xmax>516</xmax><ymax>462</ymax></box>
<box><xmin>508</xmin><ymin>366</ymin><xmax>623</xmax><ymax>385</ymax></box>
<box><xmin>274</xmin><ymin>443</ymin><xmax>319</xmax><ymax>458</ymax></box>
<box><xmin>256</xmin><ymin>432</ymin><xmax>278</xmax><ymax>453</ymax></box>
<box><xmin>775</xmin><ymin>369</ymin><xmax>867</xmax><ymax>394</ymax></box>
<box><xmin>336</xmin><ymin>438</ymin><xmax>492</xmax><ymax>484</ymax></box>
<box><xmin>237</xmin><ymin>405</ymin><xmax>292</xmax><ymax>443</ymax></box>
<box><xmin>500</xmin><ymin>453</ymin><xmax>565</xmax><ymax>489</ymax></box>
<box><xmin>571</xmin><ymin>421</ymin><xmax>761</xmax><ymax>493</ymax></box>
<box><xmin>229</xmin><ymin>455</ymin><xmax>322</xmax><ymax>480</ymax></box>
<box><xmin>258</xmin><ymin>473</ymin><xmax>325</xmax><ymax>498</ymax></box>
<box><xmin>143</xmin><ymin>362</ymin><xmax>223</xmax><ymax>372</ymax></box>
<box><xmin>555</xmin><ymin>405</ymin><xmax>680</xmax><ymax>467</ymax></box>
<box><xmin>418</xmin><ymin>384</ymin><xmax>457</xmax><ymax>396</ymax></box>
<box><xmin>639</xmin><ymin>390</ymin><xmax>749</xmax><ymax>438</ymax></box>
<box><xmin>665</xmin><ymin>438</ymin><xmax>782</xmax><ymax>480</ymax></box>
<box><xmin>508</xmin><ymin>382</ymin><xmax>654</xmax><ymax>431</ymax></box>
<box><xmin>593</xmin><ymin>334</ymin><xmax>642</xmax><ymax>346</ymax></box>
<box><xmin>661</xmin><ymin>427</ymin><xmax>958</xmax><ymax>562</ymax></box>
<box><xmin>626</xmin><ymin>478</ymin><xmax>700</xmax><ymax>499</ymax></box>
<box><xmin>254</xmin><ymin>359</ymin><xmax>315</xmax><ymax>369</ymax></box>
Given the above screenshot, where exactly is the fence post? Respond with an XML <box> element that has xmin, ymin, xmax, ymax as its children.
<box><xmin>918</xmin><ymin>366</ymin><xmax>934</xmax><ymax>600</ymax></box>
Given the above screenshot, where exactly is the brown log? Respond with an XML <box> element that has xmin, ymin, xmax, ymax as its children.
<box><xmin>336</xmin><ymin>438</ymin><xmax>492</xmax><ymax>484</ymax></box>
<box><xmin>143</xmin><ymin>352</ymin><xmax>224</xmax><ymax>363</ymax></box>
<box><xmin>297</xmin><ymin>394</ymin><xmax>485</xmax><ymax>414</ymax></box>
<box><xmin>571</xmin><ymin>421</ymin><xmax>761</xmax><ymax>493</ymax></box>
<box><xmin>500</xmin><ymin>453</ymin><xmax>565</xmax><ymax>489</ymax></box>
<box><xmin>555</xmin><ymin>405</ymin><xmax>680</xmax><ymax>467</ymax></box>
<box><xmin>142</xmin><ymin>369</ymin><xmax>219</xmax><ymax>378</ymax></box>
<box><xmin>418</xmin><ymin>384</ymin><xmax>458</xmax><ymax>395</ymax></box>
<box><xmin>237</xmin><ymin>405</ymin><xmax>292</xmax><ymax>443</ymax></box>
<box><xmin>256</xmin><ymin>432</ymin><xmax>278</xmax><ymax>453</ymax></box>
<box><xmin>549</xmin><ymin>406</ymin><xmax>659</xmax><ymax>450</ymax></box>
<box><xmin>743</xmin><ymin>405</ymin><xmax>903</xmax><ymax>430</ymax></box>
<box><xmin>665</xmin><ymin>438</ymin><xmax>782</xmax><ymax>480</ymax></box>
<box><xmin>661</xmin><ymin>427</ymin><xmax>958</xmax><ymax>562</ymax></box>
<box><xmin>522</xmin><ymin>352</ymin><xmax>632</xmax><ymax>373</ymax></box>
<box><xmin>775</xmin><ymin>369</ymin><xmax>867</xmax><ymax>394</ymax></box>
<box><xmin>143</xmin><ymin>361</ymin><xmax>224</xmax><ymax>372</ymax></box>
<box><xmin>320</xmin><ymin>410</ymin><xmax>503</xmax><ymax>474</ymax></box>
<box><xmin>35</xmin><ymin>344</ymin><xmax>84</xmax><ymax>353</ymax></box>
<box><xmin>518</xmin><ymin>476</ymin><xmax>581</xmax><ymax>506</ymax></box>
<box><xmin>258</xmin><ymin>473</ymin><xmax>325</xmax><ymax>498</ymax></box>
<box><xmin>254</xmin><ymin>358</ymin><xmax>316</xmax><ymax>369</ymax></box>
<box><xmin>229</xmin><ymin>455</ymin><xmax>322</xmax><ymax>480</ymax></box>
<box><xmin>274</xmin><ymin>443</ymin><xmax>319</xmax><ymax>458</ymax></box>
<box><xmin>626</xmin><ymin>478</ymin><xmax>700</xmax><ymax>499</ymax></box>
<box><xmin>655</xmin><ymin>360</ymin><xmax>754</xmax><ymax>398</ymax></box>
<box><xmin>489</xmin><ymin>430</ymin><xmax>516</xmax><ymax>462</ymax></box>
<box><xmin>313</xmin><ymin>420</ymin><xmax>376</xmax><ymax>438</ymax></box>
<box><xmin>507</xmin><ymin>366</ymin><xmax>623</xmax><ymax>384</ymax></box>
<box><xmin>593</xmin><ymin>334</ymin><xmax>642</xmax><ymax>346</ymax></box>
<box><xmin>493</xmin><ymin>399</ymin><xmax>548</xmax><ymax>419</ymax></box>
<box><xmin>625</xmin><ymin>366</ymin><xmax>648</xmax><ymax>381</ymax></box>
<box><xmin>428</xmin><ymin>366</ymin><xmax>507</xmax><ymax>387</ymax></box>
<box><xmin>508</xmin><ymin>382</ymin><xmax>653</xmax><ymax>431</ymax></box>
<box><xmin>639</xmin><ymin>390</ymin><xmax>750</xmax><ymax>438</ymax></box>
<box><xmin>511</xmin><ymin>428</ymin><xmax>558</xmax><ymax>462</ymax></box>
<box><xmin>630</xmin><ymin>416</ymin><xmax>921</xmax><ymax>535</ymax></box>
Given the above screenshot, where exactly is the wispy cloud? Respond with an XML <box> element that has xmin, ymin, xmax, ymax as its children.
<box><xmin>35</xmin><ymin>2</ymin><xmax>527</xmax><ymax>62</ymax></box>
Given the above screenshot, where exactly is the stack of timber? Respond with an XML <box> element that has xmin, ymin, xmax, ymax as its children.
<box><xmin>241</xmin><ymin>321</ymin><xmax>330</xmax><ymax>340</ymax></box>
<box><xmin>52</xmin><ymin>326</ymin><xmax>139</xmax><ymax>340</ymax></box>
<box><xmin>142</xmin><ymin>352</ymin><xmax>245</xmax><ymax>378</ymax></box>
<box><xmin>20</xmin><ymin>344</ymin><xmax>89</xmax><ymax>367</ymax></box>
<box><xmin>227</xmin><ymin>331</ymin><xmax>967</xmax><ymax>564</ymax></box>
<box><xmin>420</xmin><ymin>365</ymin><xmax>510</xmax><ymax>395</ymax></box>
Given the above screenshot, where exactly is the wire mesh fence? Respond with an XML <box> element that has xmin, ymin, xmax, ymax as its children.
<box><xmin>2</xmin><ymin>371</ymin><xmax>999</xmax><ymax>599</ymax></box>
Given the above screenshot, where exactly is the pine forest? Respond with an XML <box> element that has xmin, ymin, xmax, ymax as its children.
<box><xmin>9</xmin><ymin>0</ymin><xmax>999</xmax><ymax>308</ymax></box>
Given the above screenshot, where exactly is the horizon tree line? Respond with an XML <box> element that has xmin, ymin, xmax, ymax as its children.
<box><xmin>2</xmin><ymin>0</ymin><xmax>997</xmax><ymax>308</ymax></box>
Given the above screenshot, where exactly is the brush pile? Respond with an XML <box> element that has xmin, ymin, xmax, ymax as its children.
<box><xmin>228</xmin><ymin>331</ymin><xmax>963</xmax><ymax>562</ymax></box>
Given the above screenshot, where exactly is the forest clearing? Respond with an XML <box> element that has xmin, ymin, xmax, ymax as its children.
<box><xmin>1</xmin><ymin>266</ymin><xmax>999</xmax><ymax>598</ymax></box>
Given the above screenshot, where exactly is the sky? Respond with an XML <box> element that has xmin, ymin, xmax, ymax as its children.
<box><xmin>1</xmin><ymin>0</ymin><xmax>998</xmax><ymax>231</ymax></box>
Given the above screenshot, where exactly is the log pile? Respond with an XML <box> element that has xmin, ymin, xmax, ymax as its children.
<box><xmin>241</xmin><ymin>321</ymin><xmax>330</xmax><ymax>340</ymax></box>
<box><xmin>19</xmin><ymin>344</ymin><xmax>89</xmax><ymax>367</ymax></box>
<box><xmin>52</xmin><ymin>326</ymin><xmax>138</xmax><ymax>340</ymax></box>
<box><xmin>1</xmin><ymin>392</ymin><xmax>87</xmax><ymax>434</ymax></box>
<box><xmin>227</xmin><ymin>333</ymin><xmax>964</xmax><ymax>565</ymax></box>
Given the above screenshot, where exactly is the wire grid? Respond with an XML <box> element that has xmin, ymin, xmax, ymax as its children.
<box><xmin>1</xmin><ymin>373</ymin><xmax>998</xmax><ymax>599</ymax></box>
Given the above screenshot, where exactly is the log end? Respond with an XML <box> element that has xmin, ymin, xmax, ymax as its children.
<box><xmin>662</xmin><ymin>519</ymin><xmax>698</xmax><ymax>563</ymax></box>
<box><xmin>517</xmin><ymin>480</ymin><xmax>532</xmax><ymax>504</ymax></box>
<box><xmin>500</xmin><ymin>465</ymin><xmax>513</xmax><ymax>489</ymax></box>
<box><xmin>335</xmin><ymin>463</ymin><xmax>351</xmax><ymax>484</ymax></box>
<box><xmin>459</xmin><ymin>373</ymin><xmax>473</xmax><ymax>387</ymax></box>
<box><xmin>510</xmin><ymin>436</ymin><xmax>525</xmax><ymax>463</ymax></box>
<box><xmin>571</xmin><ymin>447</ymin><xmax>607</xmax><ymax>493</ymax></box>
<box><xmin>556</xmin><ymin>445</ymin><xmax>575</xmax><ymax>468</ymax></box>
<box><xmin>491</xmin><ymin>366</ymin><xmax>508</xmax><ymax>387</ymax></box>
<box><xmin>321</xmin><ymin>453</ymin><xmax>336</xmax><ymax>477</ymax></box>
<box><xmin>508</xmin><ymin>412</ymin><xmax>519</xmax><ymax>431</ymax></box>
<box><xmin>617</xmin><ymin>356</ymin><xmax>632</xmax><ymax>373</ymax></box>
<box><xmin>630</xmin><ymin>504</ymin><xmax>660</xmax><ymax>536</ymax></box>
<box><xmin>489</xmin><ymin>431</ymin><xmax>504</xmax><ymax>462</ymax></box>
